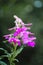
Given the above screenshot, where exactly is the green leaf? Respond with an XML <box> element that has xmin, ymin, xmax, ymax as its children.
<box><xmin>0</xmin><ymin>48</ymin><xmax>9</xmax><ymax>55</ymax></box>
<box><xmin>14</xmin><ymin>45</ymin><xmax>24</xmax><ymax>57</ymax></box>
<box><xmin>0</xmin><ymin>55</ymin><xmax>9</xmax><ymax>60</ymax></box>
<box><xmin>14</xmin><ymin>59</ymin><xmax>19</xmax><ymax>62</ymax></box>
<box><xmin>0</xmin><ymin>48</ymin><xmax>5</xmax><ymax>51</ymax></box>
<box><xmin>0</xmin><ymin>61</ymin><xmax>7</xmax><ymax>65</ymax></box>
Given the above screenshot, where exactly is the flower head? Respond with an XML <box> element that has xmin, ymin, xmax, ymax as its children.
<box><xmin>8</xmin><ymin>37</ymin><xmax>21</xmax><ymax>46</ymax></box>
<box><xmin>3</xmin><ymin>15</ymin><xmax>36</xmax><ymax>47</ymax></box>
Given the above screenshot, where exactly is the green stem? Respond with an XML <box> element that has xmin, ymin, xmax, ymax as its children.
<box><xmin>9</xmin><ymin>55</ymin><xmax>15</xmax><ymax>65</ymax></box>
<box><xmin>9</xmin><ymin>44</ymin><xmax>18</xmax><ymax>65</ymax></box>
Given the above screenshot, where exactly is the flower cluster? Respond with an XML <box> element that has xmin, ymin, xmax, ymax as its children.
<box><xmin>3</xmin><ymin>15</ymin><xmax>36</xmax><ymax>47</ymax></box>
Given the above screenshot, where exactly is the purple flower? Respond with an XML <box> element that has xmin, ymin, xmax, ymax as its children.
<box><xmin>13</xmin><ymin>27</ymin><xmax>31</xmax><ymax>37</ymax></box>
<box><xmin>20</xmin><ymin>31</ymin><xmax>36</xmax><ymax>47</ymax></box>
<box><xmin>14</xmin><ymin>28</ymin><xmax>21</xmax><ymax>37</ymax></box>
<box><xmin>3</xmin><ymin>34</ymin><xmax>13</xmax><ymax>39</ymax></box>
<box><xmin>8</xmin><ymin>37</ymin><xmax>21</xmax><ymax>46</ymax></box>
<box><xmin>3</xmin><ymin>15</ymin><xmax>36</xmax><ymax>47</ymax></box>
<box><xmin>21</xmin><ymin>31</ymin><xmax>29</xmax><ymax>44</ymax></box>
<box><xmin>28</xmin><ymin>41</ymin><xmax>35</xmax><ymax>47</ymax></box>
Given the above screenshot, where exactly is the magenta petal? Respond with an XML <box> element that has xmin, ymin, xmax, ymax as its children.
<box><xmin>14</xmin><ymin>32</ymin><xmax>18</xmax><ymax>37</ymax></box>
<box><xmin>3</xmin><ymin>35</ymin><xmax>10</xmax><ymax>39</ymax></box>
<box><xmin>15</xmin><ymin>38</ymin><xmax>21</xmax><ymax>45</ymax></box>
<box><xmin>8</xmin><ymin>37</ymin><xmax>14</xmax><ymax>43</ymax></box>
<box><xmin>22</xmin><ymin>35</ymin><xmax>29</xmax><ymax>44</ymax></box>
<box><xmin>17</xmin><ymin>41</ymin><xmax>21</xmax><ymax>46</ymax></box>
<box><xmin>28</xmin><ymin>41</ymin><xmax>35</xmax><ymax>47</ymax></box>
<box><xmin>14</xmin><ymin>28</ymin><xmax>21</xmax><ymax>37</ymax></box>
<box><xmin>3</xmin><ymin>34</ymin><xmax>13</xmax><ymax>39</ymax></box>
<box><xmin>8</xmin><ymin>37</ymin><xmax>21</xmax><ymax>46</ymax></box>
<box><xmin>4</xmin><ymin>36</ymin><xmax>9</xmax><ymax>39</ymax></box>
<box><xmin>22</xmin><ymin>38</ymin><xmax>29</xmax><ymax>44</ymax></box>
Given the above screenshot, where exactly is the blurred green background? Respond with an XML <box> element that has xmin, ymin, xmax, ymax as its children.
<box><xmin>0</xmin><ymin>0</ymin><xmax>43</xmax><ymax>65</ymax></box>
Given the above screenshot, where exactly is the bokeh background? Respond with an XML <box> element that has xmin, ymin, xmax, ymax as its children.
<box><xmin>0</xmin><ymin>0</ymin><xmax>43</xmax><ymax>65</ymax></box>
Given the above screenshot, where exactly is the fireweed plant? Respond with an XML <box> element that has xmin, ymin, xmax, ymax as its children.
<box><xmin>0</xmin><ymin>15</ymin><xmax>36</xmax><ymax>65</ymax></box>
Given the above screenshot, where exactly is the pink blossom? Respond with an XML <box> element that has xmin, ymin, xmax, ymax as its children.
<box><xmin>3</xmin><ymin>15</ymin><xmax>36</xmax><ymax>47</ymax></box>
<box><xmin>8</xmin><ymin>37</ymin><xmax>21</xmax><ymax>46</ymax></box>
<box><xmin>28</xmin><ymin>41</ymin><xmax>35</xmax><ymax>47</ymax></box>
<box><xmin>21</xmin><ymin>31</ymin><xmax>36</xmax><ymax>47</ymax></box>
<box><xmin>3</xmin><ymin>34</ymin><xmax>13</xmax><ymax>39</ymax></box>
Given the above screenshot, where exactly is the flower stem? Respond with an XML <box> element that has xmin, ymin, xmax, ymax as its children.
<box><xmin>9</xmin><ymin>43</ymin><xmax>18</xmax><ymax>65</ymax></box>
